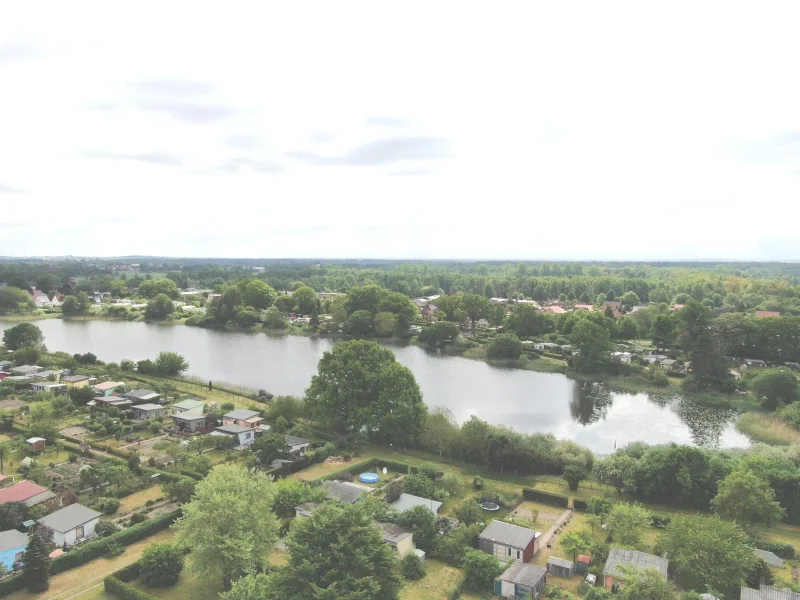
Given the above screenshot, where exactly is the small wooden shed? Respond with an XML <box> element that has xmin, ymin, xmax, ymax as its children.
<box><xmin>576</xmin><ymin>554</ymin><xmax>592</xmax><ymax>574</ymax></box>
<box><xmin>547</xmin><ymin>556</ymin><xmax>575</xmax><ymax>578</ymax></box>
<box><xmin>26</xmin><ymin>437</ymin><xmax>46</xmax><ymax>454</ymax></box>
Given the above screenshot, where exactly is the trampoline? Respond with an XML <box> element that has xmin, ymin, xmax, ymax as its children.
<box><xmin>359</xmin><ymin>472</ymin><xmax>380</xmax><ymax>484</ymax></box>
<box><xmin>480</xmin><ymin>493</ymin><xmax>500</xmax><ymax>511</ymax></box>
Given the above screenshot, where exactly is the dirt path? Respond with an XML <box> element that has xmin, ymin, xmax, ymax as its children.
<box><xmin>6</xmin><ymin>530</ymin><xmax>174</xmax><ymax>600</ymax></box>
<box><xmin>536</xmin><ymin>509</ymin><xmax>572</xmax><ymax>550</ymax></box>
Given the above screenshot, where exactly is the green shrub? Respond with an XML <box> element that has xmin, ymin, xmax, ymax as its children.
<box><xmin>139</xmin><ymin>542</ymin><xmax>184</xmax><ymax>587</ymax></box>
<box><xmin>401</xmin><ymin>553</ymin><xmax>425</xmax><ymax>580</ymax></box>
<box><xmin>104</xmin><ymin>575</ymin><xmax>157</xmax><ymax>600</ymax></box>
<box><xmin>129</xmin><ymin>512</ymin><xmax>148</xmax><ymax>526</ymax></box>
<box><xmin>93</xmin><ymin>497</ymin><xmax>121</xmax><ymax>514</ymax></box>
<box><xmin>573</xmin><ymin>499</ymin><xmax>588</xmax><ymax>512</ymax></box>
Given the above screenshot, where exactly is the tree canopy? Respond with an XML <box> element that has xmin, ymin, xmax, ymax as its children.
<box><xmin>2</xmin><ymin>323</ymin><xmax>45</xmax><ymax>351</ymax></box>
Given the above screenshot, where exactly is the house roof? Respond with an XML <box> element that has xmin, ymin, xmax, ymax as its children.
<box><xmin>321</xmin><ymin>480</ymin><xmax>367</xmax><ymax>504</ymax></box>
<box><xmin>603</xmin><ymin>547</ymin><xmax>668</xmax><ymax>579</ymax></box>
<box><xmin>26</xmin><ymin>437</ymin><xmax>46</xmax><ymax>444</ymax></box>
<box><xmin>479</xmin><ymin>520</ymin><xmax>538</xmax><ymax>549</ymax></box>
<box><xmin>0</xmin><ymin>529</ymin><xmax>28</xmax><ymax>553</ymax></box>
<box><xmin>37</xmin><ymin>503</ymin><xmax>102</xmax><ymax>533</ymax></box>
<box><xmin>740</xmin><ymin>586</ymin><xmax>800</xmax><ymax>600</ymax></box>
<box><xmin>30</xmin><ymin>370</ymin><xmax>58</xmax><ymax>379</ymax></box>
<box><xmin>171</xmin><ymin>399</ymin><xmax>205</xmax><ymax>411</ymax></box>
<box><xmin>0</xmin><ymin>480</ymin><xmax>49</xmax><ymax>505</ymax></box>
<box><xmin>12</xmin><ymin>366</ymin><xmax>40</xmax><ymax>374</ymax></box>
<box><xmin>132</xmin><ymin>403</ymin><xmax>164</xmax><ymax>411</ymax></box>
<box><xmin>755</xmin><ymin>311</ymin><xmax>781</xmax><ymax>318</ymax></box>
<box><xmin>224</xmin><ymin>409</ymin><xmax>260</xmax><ymax>420</ymax></box>
<box><xmin>93</xmin><ymin>381</ymin><xmax>124</xmax><ymax>391</ymax></box>
<box><xmin>215</xmin><ymin>424</ymin><xmax>251</xmax><ymax>434</ymax></box>
<box><xmin>62</xmin><ymin>375</ymin><xmax>91</xmax><ymax>383</ymax></box>
<box><xmin>392</xmin><ymin>493</ymin><xmax>443</xmax><ymax>515</ymax></box>
<box><xmin>547</xmin><ymin>556</ymin><xmax>575</xmax><ymax>569</ymax></box>
<box><xmin>497</xmin><ymin>562</ymin><xmax>547</xmax><ymax>586</ymax></box>
<box><xmin>172</xmin><ymin>413</ymin><xmax>207</xmax><ymax>421</ymax></box>
<box><xmin>754</xmin><ymin>548</ymin><xmax>785</xmax><ymax>567</ymax></box>
<box><xmin>376</xmin><ymin>521</ymin><xmax>412</xmax><ymax>543</ymax></box>
<box><xmin>284</xmin><ymin>435</ymin><xmax>310</xmax><ymax>447</ymax></box>
<box><xmin>125</xmin><ymin>389</ymin><xmax>159</xmax><ymax>400</ymax></box>
<box><xmin>295</xmin><ymin>502</ymin><xmax>322</xmax><ymax>516</ymax></box>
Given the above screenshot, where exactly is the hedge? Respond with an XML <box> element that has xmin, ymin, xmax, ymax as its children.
<box><xmin>104</xmin><ymin>574</ymin><xmax>156</xmax><ymax>600</ymax></box>
<box><xmin>751</xmin><ymin>538</ymin><xmax>796</xmax><ymax>560</ymax></box>
<box><xmin>0</xmin><ymin>572</ymin><xmax>27</xmax><ymax>596</ymax></box>
<box><xmin>60</xmin><ymin>435</ymin><xmax>135</xmax><ymax>459</ymax></box>
<box><xmin>572</xmin><ymin>499</ymin><xmax>588</xmax><ymax>512</ymax></box>
<box><xmin>521</xmin><ymin>488</ymin><xmax>569</xmax><ymax>508</ymax></box>
<box><xmin>313</xmin><ymin>458</ymin><xmax>419</xmax><ymax>484</ymax></box>
<box><xmin>114</xmin><ymin>561</ymin><xmax>142</xmax><ymax>582</ymax></box>
<box><xmin>50</xmin><ymin>509</ymin><xmax>181</xmax><ymax>574</ymax></box>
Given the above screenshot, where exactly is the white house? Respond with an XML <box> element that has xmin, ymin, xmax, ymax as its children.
<box><xmin>37</xmin><ymin>504</ymin><xmax>102</xmax><ymax>547</ymax></box>
<box><xmin>31</xmin><ymin>291</ymin><xmax>52</xmax><ymax>308</ymax></box>
<box><xmin>211</xmin><ymin>424</ymin><xmax>255</xmax><ymax>447</ymax></box>
<box><xmin>284</xmin><ymin>435</ymin><xmax>311</xmax><ymax>456</ymax></box>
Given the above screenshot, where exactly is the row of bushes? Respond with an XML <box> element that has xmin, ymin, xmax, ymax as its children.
<box><xmin>60</xmin><ymin>434</ymin><xmax>136</xmax><ymax>459</ymax></box>
<box><xmin>51</xmin><ymin>509</ymin><xmax>182</xmax><ymax>574</ymax></box>
<box><xmin>751</xmin><ymin>538</ymin><xmax>796</xmax><ymax>560</ymax></box>
<box><xmin>105</xmin><ymin>572</ymin><xmax>156</xmax><ymax>600</ymax></box>
<box><xmin>572</xmin><ymin>499</ymin><xmax>588</xmax><ymax>511</ymax></box>
<box><xmin>58</xmin><ymin>439</ymin><xmax>185</xmax><ymax>485</ymax></box>
<box><xmin>521</xmin><ymin>488</ymin><xmax>569</xmax><ymax>508</ymax></box>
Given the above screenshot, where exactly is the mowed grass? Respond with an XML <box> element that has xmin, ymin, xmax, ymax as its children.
<box><xmin>132</xmin><ymin>571</ymin><xmax>223</xmax><ymax>600</ymax></box>
<box><xmin>117</xmin><ymin>485</ymin><xmax>164</xmax><ymax>514</ymax></box>
<box><xmin>400</xmin><ymin>559</ymin><xmax>492</xmax><ymax>600</ymax></box>
<box><xmin>6</xmin><ymin>529</ymin><xmax>174</xmax><ymax>600</ymax></box>
<box><xmin>737</xmin><ymin>412</ymin><xmax>800</xmax><ymax>445</ymax></box>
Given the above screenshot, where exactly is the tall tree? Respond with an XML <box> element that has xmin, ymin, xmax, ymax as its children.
<box><xmin>155</xmin><ymin>351</ymin><xmax>189</xmax><ymax>376</ymax></box>
<box><xmin>2</xmin><ymin>323</ymin><xmax>45</xmax><ymax>351</ymax></box>
<box><xmin>650</xmin><ymin>314</ymin><xmax>676</xmax><ymax>348</ymax></box>
<box><xmin>659</xmin><ymin>514</ymin><xmax>754</xmax><ymax>598</ymax></box>
<box><xmin>243</xmin><ymin>280</ymin><xmax>276</xmax><ymax>310</ymax></box>
<box><xmin>292</xmin><ymin>286</ymin><xmax>319</xmax><ymax>315</ymax></box>
<box><xmin>145</xmin><ymin>293</ymin><xmax>175</xmax><ymax>319</ymax></box>
<box><xmin>263</xmin><ymin>503</ymin><xmax>402</xmax><ymax>600</ymax></box>
<box><xmin>173</xmin><ymin>465</ymin><xmax>278</xmax><ymax>588</ymax></box>
<box><xmin>617</xmin><ymin>567</ymin><xmax>678</xmax><ymax>600</ymax></box>
<box><xmin>607</xmin><ymin>502</ymin><xmax>651</xmax><ymax>545</ymax></box>
<box><xmin>750</xmin><ymin>368</ymin><xmax>799</xmax><ymax>409</ymax></box>
<box><xmin>460</xmin><ymin>294</ymin><xmax>492</xmax><ymax>330</ymax></box>
<box><xmin>251</xmin><ymin>432</ymin><xmax>290</xmax><ymax>470</ymax></box>
<box><xmin>571</xmin><ymin>320</ymin><xmax>613</xmax><ymax>373</ymax></box>
<box><xmin>678</xmin><ymin>301</ymin><xmax>728</xmax><ymax>390</ymax></box>
<box><xmin>559</xmin><ymin>529</ymin><xmax>590</xmax><ymax>561</ymax></box>
<box><xmin>593</xmin><ymin>453</ymin><xmax>637</xmax><ymax>495</ymax></box>
<box><xmin>305</xmin><ymin>340</ymin><xmax>426</xmax><ymax>444</ymax></box>
<box><xmin>23</xmin><ymin>532</ymin><xmax>51</xmax><ymax>592</ymax></box>
<box><xmin>711</xmin><ymin>469</ymin><xmax>785</xmax><ymax>530</ymax></box>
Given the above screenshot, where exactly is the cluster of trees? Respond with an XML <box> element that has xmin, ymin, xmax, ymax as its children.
<box><xmin>333</xmin><ymin>285</ymin><xmax>418</xmax><ymax>338</ymax></box>
<box><xmin>593</xmin><ymin>442</ymin><xmax>800</xmax><ymax>525</ymax></box>
<box><xmin>128</xmin><ymin>352</ymin><xmax>190</xmax><ymax>377</ymax></box>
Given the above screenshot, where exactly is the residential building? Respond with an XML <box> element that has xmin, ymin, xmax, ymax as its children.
<box><xmin>222</xmin><ymin>409</ymin><xmax>264</xmax><ymax>429</ymax></box>
<box><xmin>0</xmin><ymin>360</ymin><xmax>12</xmax><ymax>371</ymax></box>
<box><xmin>479</xmin><ymin>520</ymin><xmax>540</xmax><ymax>563</ymax></box>
<box><xmin>29</xmin><ymin>369</ymin><xmax>63</xmax><ymax>381</ymax></box>
<box><xmin>740</xmin><ymin>586</ymin><xmax>799</xmax><ymax>599</ymax></box>
<box><xmin>171</xmin><ymin>399</ymin><xmax>205</xmax><ymax>415</ymax></box>
<box><xmin>321</xmin><ymin>480</ymin><xmax>371</xmax><ymax>504</ymax></box>
<box><xmin>611</xmin><ymin>352</ymin><xmax>632</xmax><ymax>364</ymax></box>
<box><xmin>0</xmin><ymin>372</ymin><xmax>8</xmax><ymax>381</ymax></box>
<box><xmin>211</xmin><ymin>424</ymin><xmax>256</xmax><ymax>447</ymax></box>
<box><xmin>0</xmin><ymin>480</ymin><xmax>58</xmax><ymax>509</ymax></box>
<box><xmin>391</xmin><ymin>493</ymin><xmax>442</xmax><ymax>516</ymax></box>
<box><xmin>123</xmin><ymin>389</ymin><xmax>161</xmax><ymax>404</ymax></box>
<box><xmin>543</xmin><ymin>306</ymin><xmax>567</xmax><ymax>314</ymax></box>
<box><xmin>61</xmin><ymin>374</ymin><xmax>96</xmax><ymax>388</ymax></box>
<box><xmin>131</xmin><ymin>404</ymin><xmax>168</xmax><ymax>421</ymax></box>
<box><xmin>643</xmin><ymin>354</ymin><xmax>667</xmax><ymax>364</ymax></box>
<box><xmin>94</xmin><ymin>397</ymin><xmax>132</xmax><ymax>409</ymax></box>
<box><xmin>284</xmin><ymin>435</ymin><xmax>311</xmax><ymax>456</ymax></box>
<box><xmin>533</xmin><ymin>342</ymin><xmax>556</xmax><ymax>351</ymax></box>
<box><xmin>603</xmin><ymin>547</ymin><xmax>668</xmax><ymax>591</ymax></box>
<box><xmin>32</xmin><ymin>290</ymin><xmax>53</xmax><ymax>308</ymax></box>
<box><xmin>659</xmin><ymin>358</ymin><xmax>678</xmax><ymax>370</ymax></box>
<box><xmin>91</xmin><ymin>381</ymin><xmax>125</xmax><ymax>396</ymax></box>
<box><xmin>37</xmin><ymin>503</ymin><xmax>102</xmax><ymax>547</ymax></box>
<box><xmin>30</xmin><ymin>382</ymin><xmax>68</xmax><ymax>395</ymax></box>
<box><xmin>494</xmin><ymin>562</ymin><xmax>547</xmax><ymax>600</ymax></box>
<box><xmin>376</xmin><ymin>521</ymin><xmax>415</xmax><ymax>558</ymax></box>
<box><xmin>0</xmin><ymin>529</ymin><xmax>28</xmax><ymax>572</ymax></box>
<box><xmin>171</xmin><ymin>413</ymin><xmax>208</xmax><ymax>433</ymax></box>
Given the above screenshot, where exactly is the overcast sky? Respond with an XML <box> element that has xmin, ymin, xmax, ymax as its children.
<box><xmin>2</xmin><ymin>2</ymin><xmax>799</xmax><ymax>261</ymax></box>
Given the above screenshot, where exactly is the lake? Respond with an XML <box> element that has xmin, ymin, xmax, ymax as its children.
<box><xmin>0</xmin><ymin>319</ymin><xmax>751</xmax><ymax>453</ymax></box>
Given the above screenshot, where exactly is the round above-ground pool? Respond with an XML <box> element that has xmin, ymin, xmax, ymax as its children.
<box><xmin>359</xmin><ymin>472</ymin><xmax>380</xmax><ymax>484</ymax></box>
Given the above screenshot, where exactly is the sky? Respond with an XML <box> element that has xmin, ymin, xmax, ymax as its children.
<box><xmin>1</xmin><ymin>2</ymin><xmax>800</xmax><ymax>261</ymax></box>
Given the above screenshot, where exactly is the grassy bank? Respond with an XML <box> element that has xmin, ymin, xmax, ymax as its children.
<box><xmin>737</xmin><ymin>412</ymin><xmax>800</xmax><ymax>445</ymax></box>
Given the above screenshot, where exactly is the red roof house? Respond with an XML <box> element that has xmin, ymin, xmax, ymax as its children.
<box><xmin>0</xmin><ymin>480</ymin><xmax>58</xmax><ymax>507</ymax></box>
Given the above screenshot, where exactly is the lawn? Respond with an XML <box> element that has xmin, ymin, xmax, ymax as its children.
<box><xmin>400</xmin><ymin>559</ymin><xmax>488</xmax><ymax>600</ymax></box>
<box><xmin>132</xmin><ymin>571</ymin><xmax>222</xmax><ymax>600</ymax></box>
<box><xmin>6</xmin><ymin>529</ymin><xmax>174</xmax><ymax>600</ymax></box>
<box><xmin>117</xmin><ymin>485</ymin><xmax>164</xmax><ymax>514</ymax></box>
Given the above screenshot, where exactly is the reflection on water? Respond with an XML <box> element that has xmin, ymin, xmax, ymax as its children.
<box><xmin>0</xmin><ymin>319</ymin><xmax>752</xmax><ymax>454</ymax></box>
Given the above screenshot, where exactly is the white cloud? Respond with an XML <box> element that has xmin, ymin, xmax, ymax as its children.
<box><xmin>1</xmin><ymin>1</ymin><xmax>799</xmax><ymax>259</ymax></box>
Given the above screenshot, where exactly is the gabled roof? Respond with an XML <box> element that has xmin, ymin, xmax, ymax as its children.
<box><xmin>171</xmin><ymin>399</ymin><xmax>205</xmax><ymax>411</ymax></box>
<box><xmin>62</xmin><ymin>375</ymin><xmax>92</xmax><ymax>383</ymax></box>
<box><xmin>754</xmin><ymin>548</ymin><xmax>785</xmax><ymax>567</ymax></box>
<box><xmin>0</xmin><ymin>529</ymin><xmax>28</xmax><ymax>552</ymax></box>
<box><xmin>603</xmin><ymin>546</ymin><xmax>668</xmax><ymax>579</ymax></box>
<box><xmin>391</xmin><ymin>493</ymin><xmax>442</xmax><ymax>515</ymax></box>
<box><xmin>124</xmin><ymin>389</ymin><xmax>160</xmax><ymax>400</ymax></box>
<box><xmin>497</xmin><ymin>562</ymin><xmax>547</xmax><ymax>586</ymax></box>
<box><xmin>215</xmin><ymin>424</ymin><xmax>251</xmax><ymax>434</ymax></box>
<box><xmin>376</xmin><ymin>521</ymin><xmax>412</xmax><ymax>543</ymax></box>
<box><xmin>0</xmin><ymin>480</ymin><xmax>49</xmax><ymax>505</ymax></box>
<box><xmin>547</xmin><ymin>556</ymin><xmax>575</xmax><ymax>569</ymax></box>
<box><xmin>740</xmin><ymin>586</ymin><xmax>800</xmax><ymax>600</ymax></box>
<box><xmin>37</xmin><ymin>503</ymin><xmax>102</xmax><ymax>533</ymax></box>
<box><xmin>321</xmin><ymin>480</ymin><xmax>367</xmax><ymax>504</ymax></box>
<box><xmin>171</xmin><ymin>412</ymin><xmax>207</xmax><ymax>421</ymax></box>
<box><xmin>479</xmin><ymin>520</ymin><xmax>538</xmax><ymax>549</ymax></box>
<box><xmin>224</xmin><ymin>409</ymin><xmax>260</xmax><ymax>420</ymax></box>
<box><xmin>93</xmin><ymin>381</ymin><xmax>124</xmax><ymax>391</ymax></box>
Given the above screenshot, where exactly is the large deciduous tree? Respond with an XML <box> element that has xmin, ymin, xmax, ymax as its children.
<box><xmin>139</xmin><ymin>542</ymin><xmax>185</xmax><ymax>587</ymax></box>
<box><xmin>138</xmin><ymin>278</ymin><xmax>180</xmax><ymax>299</ymax></box>
<box><xmin>658</xmin><ymin>514</ymin><xmax>754</xmax><ymax>598</ymax></box>
<box><xmin>559</xmin><ymin>529</ymin><xmax>590</xmax><ymax>561</ymax></box>
<box><xmin>291</xmin><ymin>286</ymin><xmax>319</xmax><ymax>315</ymax></box>
<box><xmin>173</xmin><ymin>464</ymin><xmax>278</xmax><ymax>588</ymax></box>
<box><xmin>0</xmin><ymin>286</ymin><xmax>34</xmax><ymax>314</ymax></box>
<box><xmin>243</xmin><ymin>280</ymin><xmax>276</xmax><ymax>310</ymax></box>
<box><xmin>750</xmin><ymin>368</ymin><xmax>799</xmax><ymax>409</ymax></box>
<box><xmin>251</xmin><ymin>432</ymin><xmax>290</xmax><ymax>470</ymax></box>
<box><xmin>2</xmin><ymin>323</ymin><xmax>45</xmax><ymax>351</ymax></box>
<box><xmin>262</xmin><ymin>503</ymin><xmax>402</xmax><ymax>600</ymax></box>
<box><xmin>417</xmin><ymin>321</ymin><xmax>459</xmax><ymax>347</ymax></box>
<box><xmin>678</xmin><ymin>301</ymin><xmax>729</xmax><ymax>390</ymax></box>
<box><xmin>487</xmin><ymin>333</ymin><xmax>522</xmax><ymax>359</ymax></box>
<box><xmin>145</xmin><ymin>293</ymin><xmax>175</xmax><ymax>320</ymax></box>
<box><xmin>593</xmin><ymin>453</ymin><xmax>637</xmax><ymax>495</ymax></box>
<box><xmin>460</xmin><ymin>294</ymin><xmax>492</xmax><ymax>330</ymax></box>
<box><xmin>155</xmin><ymin>351</ymin><xmax>189</xmax><ymax>376</ymax></box>
<box><xmin>711</xmin><ymin>468</ymin><xmax>785</xmax><ymax>529</ymax></box>
<box><xmin>607</xmin><ymin>502</ymin><xmax>651</xmax><ymax>545</ymax></box>
<box><xmin>571</xmin><ymin>320</ymin><xmax>613</xmax><ymax>373</ymax></box>
<box><xmin>305</xmin><ymin>340</ymin><xmax>426</xmax><ymax>444</ymax></box>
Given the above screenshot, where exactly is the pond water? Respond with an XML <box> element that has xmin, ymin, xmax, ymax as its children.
<box><xmin>0</xmin><ymin>319</ymin><xmax>751</xmax><ymax>453</ymax></box>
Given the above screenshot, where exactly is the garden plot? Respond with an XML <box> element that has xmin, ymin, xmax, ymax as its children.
<box><xmin>48</xmin><ymin>457</ymin><xmax>99</xmax><ymax>490</ymax></box>
<box><xmin>0</xmin><ymin>399</ymin><xmax>27</xmax><ymax>410</ymax></box>
<box><xmin>60</xmin><ymin>425</ymin><xmax>89</xmax><ymax>436</ymax></box>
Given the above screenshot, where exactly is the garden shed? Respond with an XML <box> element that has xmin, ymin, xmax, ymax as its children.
<box><xmin>494</xmin><ymin>562</ymin><xmax>547</xmax><ymax>600</ymax></box>
<box><xmin>26</xmin><ymin>437</ymin><xmax>46</xmax><ymax>453</ymax></box>
<box><xmin>479</xmin><ymin>520</ymin><xmax>540</xmax><ymax>563</ymax></box>
<box><xmin>546</xmin><ymin>556</ymin><xmax>575</xmax><ymax>578</ymax></box>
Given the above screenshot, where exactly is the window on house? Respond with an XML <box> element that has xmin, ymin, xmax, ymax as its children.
<box><xmin>76</xmin><ymin>525</ymin><xmax>85</xmax><ymax>539</ymax></box>
<box><xmin>14</xmin><ymin>551</ymin><xmax>23</xmax><ymax>562</ymax></box>
<box><xmin>517</xmin><ymin>550</ymin><xmax>521</xmax><ymax>559</ymax></box>
<box><xmin>507</xmin><ymin>547</ymin><xmax>512</xmax><ymax>556</ymax></box>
